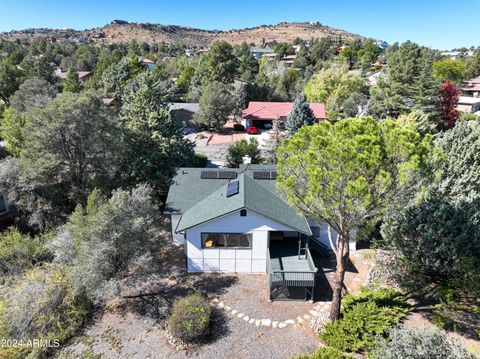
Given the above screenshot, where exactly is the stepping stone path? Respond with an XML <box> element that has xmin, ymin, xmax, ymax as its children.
<box><xmin>208</xmin><ymin>297</ymin><xmax>333</xmax><ymax>330</ymax></box>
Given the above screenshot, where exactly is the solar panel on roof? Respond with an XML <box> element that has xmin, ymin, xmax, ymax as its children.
<box><xmin>200</xmin><ymin>171</ymin><xmax>218</xmax><ymax>179</ymax></box>
<box><xmin>218</xmin><ymin>171</ymin><xmax>237</xmax><ymax>179</ymax></box>
<box><xmin>253</xmin><ymin>171</ymin><xmax>270</xmax><ymax>180</ymax></box>
<box><xmin>253</xmin><ymin>171</ymin><xmax>277</xmax><ymax>180</ymax></box>
<box><xmin>226</xmin><ymin>180</ymin><xmax>239</xmax><ymax>197</ymax></box>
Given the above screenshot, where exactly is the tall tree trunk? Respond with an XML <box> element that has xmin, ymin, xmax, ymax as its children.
<box><xmin>329</xmin><ymin>233</ymin><xmax>347</xmax><ymax>321</ymax></box>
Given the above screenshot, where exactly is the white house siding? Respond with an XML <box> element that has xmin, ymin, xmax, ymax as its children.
<box><xmin>184</xmin><ymin>209</ymin><xmax>302</xmax><ymax>273</ymax></box>
<box><xmin>170</xmin><ymin>214</ymin><xmax>185</xmax><ymax>245</ymax></box>
<box><xmin>308</xmin><ymin>219</ymin><xmax>356</xmax><ymax>252</ymax></box>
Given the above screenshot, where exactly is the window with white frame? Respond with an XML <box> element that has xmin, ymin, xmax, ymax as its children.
<box><xmin>201</xmin><ymin>233</ymin><xmax>251</xmax><ymax>249</ymax></box>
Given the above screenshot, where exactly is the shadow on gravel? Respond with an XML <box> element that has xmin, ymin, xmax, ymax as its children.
<box><xmin>205</xmin><ymin>308</ymin><xmax>231</xmax><ymax>344</ymax></box>
<box><xmin>312</xmin><ymin>252</ymin><xmax>334</xmax><ymax>302</ymax></box>
<box><xmin>120</xmin><ymin>274</ymin><xmax>238</xmax><ymax>323</ymax></box>
<box><xmin>190</xmin><ymin>273</ymin><xmax>238</xmax><ymax>295</ymax></box>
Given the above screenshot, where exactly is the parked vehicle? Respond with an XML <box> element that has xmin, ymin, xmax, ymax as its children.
<box><xmin>233</xmin><ymin>123</ymin><xmax>245</xmax><ymax>131</ymax></box>
<box><xmin>247</xmin><ymin>126</ymin><xmax>259</xmax><ymax>134</ymax></box>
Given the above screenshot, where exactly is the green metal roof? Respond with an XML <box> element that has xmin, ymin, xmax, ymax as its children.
<box><xmin>167</xmin><ymin>166</ymin><xmax>311</xmax><ymax>235</ymax></box>
<box><xmin>165</xmin><ymin>168</ymin><xmax>234</xmax><ymax>214</ymax></box>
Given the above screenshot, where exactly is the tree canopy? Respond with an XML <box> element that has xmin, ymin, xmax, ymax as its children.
<box><xmin>50</xmin><ymin>185</ymin><xmax>162</xmax><ymax>303</ymax></box>
<box><xmin>234</xmin><ymin>42</ymin><xmax>259</xmax><ymax>82</ymax></box>
<box><xmin>198</xmin><ymin>41</ymin><xmax>237</xmax><ymax>85</ymax></box>
<box><xmin>194</xmin><ymin>81</ymin><xmax>235</xmax><ymax>130</ymax></box>
<box><xmin>285</xmin><ymin>93</ymin><xmax>314</xmax><ymax>133</ymax></box>
<box><xmin>120</xmin><ymin>72</ymin><xmax>195</xmax><ymax>193</ymax></box>
<box><xmin>370</xmin><ymin>41</ymin><xmax>440</xmax><ymax>118</ymax></box>
<box><xmin>276</xmin><ymin>117</ymin><xmax>434</xmax><ymax>320</ymax></box>
<box><xmin>381</xmin><ymin>121</ymin><xmax>480</xmax><ymax>296</ymax></box>
<box><xmin>432</xmin><ymin>59</ymin><xmax>466</xmax><ymax>84</ymax></box>
<box><xmin>226</xmin><ymin>138</ymin><xmax>262</xmax><ymax>168</ymax></box>
<box><xmin>304</xmin><ymin>66</ymin><xmax>366</xmax><ymax>118</ymax></box>
<box><xmin>10</xmin><ymin>77</ymin><xmax>57</xmax><ymax>114</ymax></box>
<box><xmin>21</xmin><ymin>91</ymin><xmax>123</xmax><ymax>205</ymax></box>
<box><xmin>63</xmin><ymin>68</ymin><xmax>83</xmax><ymax>93</ymax></box>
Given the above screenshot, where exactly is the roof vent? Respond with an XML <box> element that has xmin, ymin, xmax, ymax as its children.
<box><xmin>243</xmin><ymin>155</ymin><xmax>252</xmax><ymax>164</ymax></box>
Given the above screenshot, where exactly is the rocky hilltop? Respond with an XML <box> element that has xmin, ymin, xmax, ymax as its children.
<box><xmin>0</xmin><ymin>21</ymin><xmax>363</xmax><ymax>47</ymax></box>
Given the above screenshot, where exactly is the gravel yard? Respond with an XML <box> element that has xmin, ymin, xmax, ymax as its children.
<box><xmin>55</xmin><ymin>245</ymin><xmax>374</xmax><ymax>359</ymax></box>
<box><xmin>57</xmin><ymin>309</ymin><xmax>319</xmax><ymax>359</ymax></box>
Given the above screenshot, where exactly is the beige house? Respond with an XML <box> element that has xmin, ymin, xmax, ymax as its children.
<box><xmin>457</xmin><ymin>96</ymin><xmax>480</xmax><ymax>114</ymax></box>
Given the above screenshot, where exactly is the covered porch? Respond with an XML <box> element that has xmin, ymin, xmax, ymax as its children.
<box><xmin>267</xmin><ymin>231</ymin><xmax>318</xmax><ymax>301</ymax></box>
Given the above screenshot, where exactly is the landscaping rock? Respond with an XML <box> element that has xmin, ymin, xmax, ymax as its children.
<box><xmin>310</xmin><ymin>312</ymin><xmax>330</xmax><ymax>334</ymax></box>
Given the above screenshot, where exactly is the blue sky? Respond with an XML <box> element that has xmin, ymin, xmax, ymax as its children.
<box><xmin>1</xmin><ymin>0</ymin><xmax>479</xmax><ymax>50</ymax></box>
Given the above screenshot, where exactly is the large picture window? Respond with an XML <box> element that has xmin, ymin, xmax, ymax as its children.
<box><xmin>202</xmin><ymin>233</ymin><xmax>251</xmax><ymax>249</ymax></box>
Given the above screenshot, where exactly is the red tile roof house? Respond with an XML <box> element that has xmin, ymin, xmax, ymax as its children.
<box><xmin>241</xmin><ymin>101</ymin><xmax>326</xmax><ymax>128</ymax></box>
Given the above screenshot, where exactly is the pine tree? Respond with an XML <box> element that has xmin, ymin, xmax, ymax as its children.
<box><xmin>121</xmin><ymin>72</ymin><xmax>195</xmax><ymax>193</ymax></box>
<box><xmin>285</xmin><ymin>93</ymin><xmax>314</xmax><ymax>134</ymax></box>
<box><xmin>63</xmin><ymin>68</ymin><xmax>82</xmax><ymax>93</ymax></box>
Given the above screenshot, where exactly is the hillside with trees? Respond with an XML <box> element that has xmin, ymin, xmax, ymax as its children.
<box><xmin>0</xmin><ymin>21</ymin><xmax>362</xmax><ymax>47</ymax></box>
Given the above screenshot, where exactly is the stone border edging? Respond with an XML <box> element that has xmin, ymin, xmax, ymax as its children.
<box><xmin>209</xmin><ymin>298</ymin><xmax>332</xmax><ymax>329</ymax></box>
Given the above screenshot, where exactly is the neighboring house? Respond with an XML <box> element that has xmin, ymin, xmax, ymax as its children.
<box><xmin>292</xmin><ymin>45</ymin><xmax>301</xmax><ymax>53</ymax></box>
<box><xmin>281</xmin><ymin>54</ymin><xmax>296</xmax><ymax>66</ymax></box>
<box><xmin>165</xmin><ymin>165</ymin><xmax>339</xmax><ymax>301</ymax></box>
<box><xmin>185</xmin><ymin>48</ymin><xmax>195</xmax><ymax>57</ymax></box>
<box><xmin>53</xmin><ymin>68</ymin><xmax>93</xmax><ymax>81</ymax></box>
<box><xmin>466</xmin><ymin>49</ymin><xmax>476</xmax><ymax>57</ymax></box>
<box><xmin>242</xmin><ymin>101</ymin><xmax>326</xmax><ymax>128</ymax></box>
<box><xmin>457</xmin><ymin>96</ymin><xmax>480</xmax><ymax>114</ymax></box>
<box><xmin>463</xmin><ymin>76</ymin><xmax>480</xmax><ymax>87</ymax></box>
<box><xmin>460</xmin><ymin>85</ymin><xmax>480</xmax><ymax>98</ymax></box>
<box><xmin>261</xmin><ymin>52</ymin><xmax>278</xmax><ymax>60</ymax></box>
<box><xmin>142</xmin><ymin>58</ymin><xmax>155</xmax><ymax>71</ymax></box>
<box><xmin>375</xmin><ymin>40</ymin><xmax>389</xmax><ymax>50</ymax></box>
<box><xmin>250</xmin><ymin>46</ymin><xmax>274</xmax><ymax>59</ymax></box>
<box><xmin>441</xmin><ymin>51</ymin><xmax>464</xmax><ymax>60</ymax></box>
<box><xmin>367</xmin><ymin>70</ymin><xmax>382</xmax><ymax>87</ymax></box>
<box><xmin>73</xmin><ymin>36</ymin><xmax>86</xmax><ymax>45</ymax></box>
<box><xmin>102</xmin><ymin>98</ymin><xmax>122</xmax><ymax>109</ymax></box>
<box><xmin>111</xmin><ymin>19</ymin><xmax>129</xmax><ymax>25</ymax></box>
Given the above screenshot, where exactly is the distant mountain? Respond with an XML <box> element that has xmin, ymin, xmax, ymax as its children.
<box><xmin>0</xmin><ymin>21</ymin><xmax>364</xmax><ymax>47</ymax></box>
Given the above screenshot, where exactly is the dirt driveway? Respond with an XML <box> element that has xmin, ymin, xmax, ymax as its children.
<box><xmin>184</xmin><ymin>121</ymin><xmax>247</xmax><ymax>166</ymax></box>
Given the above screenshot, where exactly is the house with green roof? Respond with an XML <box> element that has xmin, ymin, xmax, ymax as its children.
<box><xmin>166</xmin><ymin>164</ymin><xmax>333</xmax><ymax>301</ymax></box>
